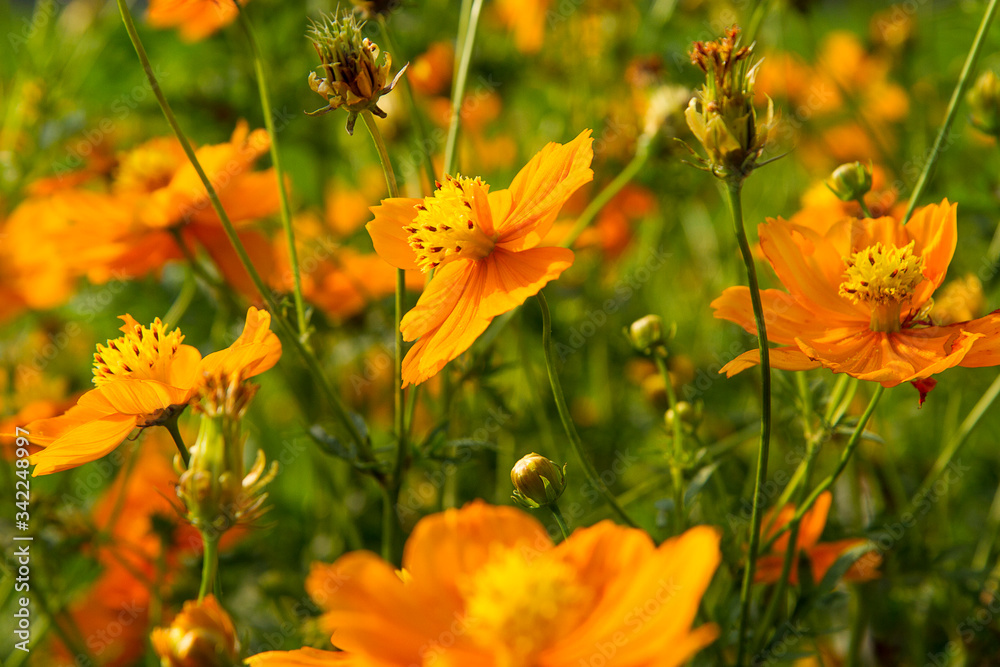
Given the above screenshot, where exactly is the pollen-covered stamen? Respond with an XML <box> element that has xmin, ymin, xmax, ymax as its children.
<box><xmin>839</xmin><ymin>241</ymin><xmax>925</xmax><ymax>333</ymax></box>
<box><xmin>407</xmin><ymin>175</ymin><xmax>497</xmax><ymax>272</ymax></box>
<box><xmin>93</xmin><ymin>317</ymin><xmax>185</xmax><ymax>386</ymax></box>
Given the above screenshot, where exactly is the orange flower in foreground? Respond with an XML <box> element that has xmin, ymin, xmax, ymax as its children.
<box><xmin>712</xmin><ymin>200</ymin><xmax>1000</xmax><ymax>386</ymax></box>
<box><xmin>24</xmin><ymin>307</ymin><xmax>281</xmax><ymax>475</ymax></box>
<box><xmin>367</xmin><ymin>130</ymin><xmax>593</xmax><ymax>386</ymax></box>
<box><xmin>152</xmin><ymin>595</ymin><xmax>240</xmax><ymax>667</ymax></box>
<box><xmin>147</xmin><ymin>0</ymin><xmax>246</xmax><ymax>42</ymax></box>
<box><xmin>756</xmin><ymin>491</ymin><xmax>881</xmax><ymax>584</ymax></box>
<box><xmin>247</xmin><ymin>501</ymin><xmax>721</xmax><ymax>667</ymax></box>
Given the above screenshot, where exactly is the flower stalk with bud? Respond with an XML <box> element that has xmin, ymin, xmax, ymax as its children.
<box><xmin>511</xmin><ymin>452</ymin><xmax>570</xmax><ymax>539</ymax></box>
<box><xmin>151</xmin><ymin>595</ymin><xmax>240</xmax><ymax>667</ymax></box>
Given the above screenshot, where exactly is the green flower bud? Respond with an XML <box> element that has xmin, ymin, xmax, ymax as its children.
<box><xmin>511</xmin><ymin>453</ymin><xmax>566</xmax><ymax>509</ymax></box>
<box><xmin>968</xmin><ymin>70</ymin><xmax>1000</xmax><ymax>137</ymax></box>
<box><xmin>306</xmin><ymin>10</ymin><xmax>407</xmax><ymax>135</ymax></box>
<box><xmin>628</xmin><ymin>315</ymin><xmax>666</xmax><ymax>356</ymax></box>
<box><xmin>826</xmin><ymin>161</ymin><xmax>873</xmax><ymax>203</ymax></box>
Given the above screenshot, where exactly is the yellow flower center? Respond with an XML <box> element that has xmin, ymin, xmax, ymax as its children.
<box><xmin>462</xmin><ymin>546</ymin><xmax>591</xmax><ymax>664</ymax></box>
<box><xmin>839</xmin><ymin>241</ymin><xmax>925</xmax><ymax>333</ymax></box>
<box><xmin>93</xmin><ymin>318</ymin><xmax>185</xmax><ymax>387</ymax></box>
<box><xmin>406</xmin><ymin>175</ymin><xmax>497</xmax><ymax>272</ymax></box>
<box><xmin>116</xmin><ymin>143</ymin><xmax>179</xmax><ymax>193</ymax></box>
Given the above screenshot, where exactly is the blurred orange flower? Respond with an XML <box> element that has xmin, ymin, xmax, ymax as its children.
<box><xmin>407</xmin><ymin>41</ymin><xmax>453</xmax><ymax>96</ymax></box>
<box><xmin>25</xmin><ymin>307</ymin><xmax>281</xmax><ymax>475</ymax></box>
<box><xmin>713</xmin><ymin>200</ymin><xmax>1000</xmax><ymax>386</ymax></box>
<box><xmin>756</xmin><ymin>491</ymin><xmax>881</xmax><ymax>584</ymax></box>
<box><xmin>247</xmin><ymin>500</ymin><xmax>721</xmax><ymax>666</ymax></box>
<box><xmin>367</xmin><ymin>131</ymin><xmax>593</xmax><ymax>386</ymax></box>
<box><xmin>147</xmin><ymin>0</ymin><xmax>247</xmax><ymax>42</ymax></box>
<box><xmin>495</xmin><ymin>0</ymin><xmax>551</xmax><ymax>53</ymax></box>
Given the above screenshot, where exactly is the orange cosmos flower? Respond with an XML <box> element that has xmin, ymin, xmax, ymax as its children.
<box><xmin>367</xmin><ymin>130</ymin><xmax>593</xmax><ymax>386</ymax></box>
<box><xmin>712</xmin><ymin>199</ymin><xmax>1000</xmax><ymax>386</ymax></box>
<box><xmin>147</xmin><ymin>0</ymin><xmax>247</xmax><ymax>42</ymax></box>
<box><xmin>24</xmin><ymin>307</ymin><xmax>281</xmax><ymax>475</ymax></box>
<box><xmin>756</xmin><ymin>491</ymin><xmax>881</xmax><ymax>584</ymax></box>
<box><xmin>246</xmin><ymin>500</ymin><xmax>721</xmax><ymax>667</ymax></box>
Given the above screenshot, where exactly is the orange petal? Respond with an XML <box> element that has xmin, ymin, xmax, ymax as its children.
<box><xmin>808</xmin><ymin>538</ymin><xmax>881</xmax><ymax>583</ymax></box>
<box><xmin>906</xmin><ymin>199</ymin><xmax>957</xmax><ymax>308</ymax></box>
<box><xmin>494</xmin><ymin>130</ymin><xmax>594</xmax><ymax>252</ymax></box>
<box><xmin>794</xmin><ymin>326</ymin><xmax>982</xmax><ymax>386</ymax></box>
<box><xmin>84</xmin><ymin>379</ymin><xmax>185</xmax><ymax>415</ymax></box>
<box><xmin>399</xmin><ymin>260</ymin><xmax>476</xmax><ymax>341</ymax></box>
<box><xmin>719</xmin><ymin>347</ymin><xmax>822</xmax><ymax>378</ymax></box>
<box><xmin>366</xmin><ymin>198</ymin><xmax>424</xmax><ymax>270</ymax></box>
<box><xmin>246</xmin><ymin>647</ymin><xmax>357</xmax><ymax>666</ymax></box>
<box><xmin>712</xmin><ymin>286</ymin><xmax>859</xmax><ymax>346</ymax></box>
<box><xmin>798</xmin><ymin>491</ymin><xmax>832</xmax><ymax>550</ymax></box>
<box><xmin>956</xmin><ymin>311</ymin><xmax>1000</xmax><ymax>368</ymax></box>
<box><xmin>29</xmin><ymin>413</ymin><xmax>139</xmax><ymax>475</ymax></box>
<box><xmin>198</xmin><ymin>307</ymin><xmax>282</xmax><ymax>379</ymax></box>
<box><xmin>477</xmin><ymin>246</ymin><xmax>575</xmax><ymax>320</ymax></box>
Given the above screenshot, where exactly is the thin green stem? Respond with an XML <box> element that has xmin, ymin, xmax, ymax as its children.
<box><xmin>164</xmin><ymin>265</ymin><xmax>198</xmax><ymax>326</ymax></box>
<box><xmin>237</xmin><ymin>7</ymin><xmax>308</xmax><ymax>338</ymax></box>
<box><xmin>561</xmin><ymin>143</ymin><xmax>650</xmax><ymax>248</ymax></box>
<box><xmin>377</xmin><ymin>17</ymin><xmax>438</xmax><ymax>191</ymax></box>
<box><xmin>903</xmin><ymin>0</ymin><xmax>1000</xmax><ymax>222</ymax></box>
<box><xmin>549</xmin><ymin>502</ymin><xmax>571</xmax><ymax>540</ymax></box>
<box><xmin>973</xmin><ymin>477</ymin><xmax>1000</xmax><ymax>571</ymax></box>
<box><xmin>118</xmin><ymin>0</ymin><xmax>370</xmax><ymax>457</ymax></box>
<box><xmin>762</xmin><ymin>385</ymin><xmax>886</xmax><ymax>554</ymax></box>
<box><xmin>443</xmin><ymin>0</ymin><xmax>485</xmax><ymax>176</ymax></box>
<box><xmin>362</xmin><ymin>110</ymin><xmax>407</xmax><ymax>563</ymax></box>
<box><xmin>198</xmin><ymin>533</ymin><xmax>219</xmax><ymax>601</ymax></box>
<box><xmin>728</xmin><ymin>177</ymin><xmax>773</xmax><ymax>667</ymax></box>
<box><xmin>655</xmin><ymin>355</ymin><xmax>686</xmax><ymax>533</ymax></box>
<box><xmin>856</xmin><ymin>198</ymin><xmax>873</xmax><ymax>218</ymax></box>
<box><xmin>536</xmin><ymin>291</ymin><xmax>638</xmax><ymax>527</ymax></box>
<box><xmin>163</xmin><ymin>414</ymin><xmax>190</xmax><ymax>467</ymax></box>
<box><xmin>912</xmin><ymin>371</ymin><xmax>1000</xmax><ymax>506</ymax></box>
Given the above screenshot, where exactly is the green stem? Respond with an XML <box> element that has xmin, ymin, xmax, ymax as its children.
<box><xmin>536</xmin><ymin>291</ymin><xmax>638</xmax><ymax>527</ymax></box>
<box><xmin>655</xmin><ymin>355</ymin><xmax>686</xmax><ymax>533</ymax></box>
<box><xmin>163</xmin><ymin>265</ymin><xmax>198</xmax><ymax>326</ymax></box>
<box><xmin>549</xmin><ymin>502</ymin><xmax>571</xmax><ymax>540</ymax></box>
<box><xmin>163</xmin><ymin>414</ymin><xmax>190</xmax><ymax>467</ymax></box>
<box><xmin>973</xmin><ymin>477</ymin><xmax>1000</xmax><ymax>572</ymax></box>
<box><xmin>561</xmin><ymin>142</ymin><xmax>650</xmax><ymax>248</ymax></box>
<box><xmin>362</xmin><ymin>110</ymin><xmax>406</xmax><ymax>564</ymax></box>
<box><xmin>236</xmin><ymin>7</ymin><xmax>308</xmax><ymax>338</ymax></box>
<box><xmin>443</xmin><ymin>0</ymin><xmax>485</xmax><ymax>176</ymax></box>
<box><xmin>912</xmin><ymin>370</ymin><xmax>1000</xmax><ymax>506</ymax></box>
<box><xmin>762</xmin><ymin>385</ymin><xmax>886</xmax><ymax>554</ymax></box>
<box><xmin>728</xmin><ymin>177</ymin><xmax>773</xmax><ymax>667</ymax></box>
<box><xmin>116</xmin><ymin>0</ymin><xmax>370</xmax><ymax>457</ymax></box>
<box><xmin>902</xmin><ymin>0</ymin><xmax>1000</xmax><ymax>223</ymax></box>
<box><xmin>198</xmin><ymin>532</ymin><xmax>219</xmax><ymax>601</ymax></box>
<box><xmin>377</xmin><ymin>17</ymin><xmax>438</xmax><ymax>191</ymax></box>
<box><xmin>856</xmin><ymin>197</ymin><xmax>873</xmax><ymax>218</ymax></box>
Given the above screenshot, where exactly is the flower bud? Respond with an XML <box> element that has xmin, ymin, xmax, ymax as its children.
<box><xmin>306</xmin><ymin>10</ymin><xmax>407</xmax><ymax>135</ymax></box>
<box><xmin>627</xmin><ymin>315</ymin><xmax>666</xmax><ymax>356</ymax></box>
<box><xmin>511</xmin><ymin>453</ymin><xmax>566</xmax><ymax>509</ymax></box>
<box><xmin>665</xmin><ymin>401</ymin><xmax>702</xmax><ymax>431</ymax></box>
<box><xmin>968</xmin><ymin>70</ymin><xmax>1000</xmax><ymax>137</ymax></box>
<box><xmin>826</xmin><ymin>161</ymin><xmax>873</xmax><ymax>202</ymax></box>
<box><xmin>685</xmin><ymin>26</ymin><xmax>776</xmax><ymax>180</ymax></box>
<box><xmin>151</xmin><ymin>595</ymin><xmax>239</xmax><ymax>667</ymax></box>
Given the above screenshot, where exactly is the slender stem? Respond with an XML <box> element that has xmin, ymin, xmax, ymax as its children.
<box><xmin>443</xmin><ymin>0</ymin><xmax>485</xmax><ymax>176</ymax></box>
<box><xmin>902</xmin><ymin>0</ymin><xmax>1000</xmax><ymax>223</ymax></box>
<box><xmin>549</xmin><ymin>502</ymin><xmax>571</xmax><ymax>540</ymax></box>
<box><xmin>536</xmin><ymin>291</ymin><xmax>638</xmax><ymax>527</ymax></box>
<box><xmin>728</xmin><ymin>177</ymin><xmax>773</xmax><ymax>667</ymax></box>
<box><xmin>655</xmin><ymin>355</ymin><xmax>686</xmax><ymax>533</ymax></box>
<box><xmin>116</xmin><ymin>0</ymin><xmax>370</xmax><ymax>456</ymax></box>
<box><xmin>163</xmin><ymin>265</ymin><xmax>197</xmax><ymax>326</ymax></box>
<box><xmin>561</xmin><ymin>143</ymin><xmax>650</xmax><ymax>248</ymax></box>
<box><xmin>361</xmin><ymin>110</ymin><xmax>407</xmax><ymax>564</ymax></box>
<box><xmin>912</xmin><ymin>370</ymin><xmax>1000</xmax><ymax>505</ymax></box>
<box><xmin>377</xmin><ymin>17</ymin><xmax>438</xmax><ymax>191</ymax></box>
<box><xmin>163</xmin><ymin>415</ymin><xmax>190</xmax><ymax>467</ymax></box>
<box><xmin>198</xmin><ymin>532</ymin><xmax>219</xmax><ymax>601</ymax></box>
<box><xmin>762</xmin><ymin>385</ymin><xmax>886</xmax><ymax>554</ymax></box>
<box><xmin>236</xmin><ymin>7</ymin><xmax>308</xmax><ymax>338</ymax></box>
<box><xmin>856</xmin><ymin>197</ymin><xmax>873</xmax><ymax>218</ymax></box>
<box><xmin>973</xmin><ymin>477</ymin><xmax>1000</xmax><ymax>571</ymax></box>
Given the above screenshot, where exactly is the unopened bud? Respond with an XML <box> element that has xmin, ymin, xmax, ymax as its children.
<box><xmin>628</xmin><ymin>315</ymin><xmax>666</xmax><ymax>356</ymax></box>
<box><xmin>826</xmin><ymin>161</ymin><xmax>873</xmax><ymax>203</ymax></box>
<box><xmin>665</xmin><ymin>401</ymin><xmax>702</xmax><ymax>431</ymax></box>
<box><xmin>151</xmin><ymin>595</ymin><xmax>239</xmax><ymax>667</ymax></box>
<box><xmin>511</xmin><ymin>453</ymin><xmax>566</xmax><ymax>509</ymax></box>
<box><xmin>968</xmin><ymin>70</ymin><xmax>1000</xmax><ymax>137</ymax></box>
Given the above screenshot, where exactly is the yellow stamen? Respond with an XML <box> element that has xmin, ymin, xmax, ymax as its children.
<box><xmin>406</xmin><ymin>175</ymin><xmax>497</xmax><ymax>272</ymax></box>
<box><xmin>462</xmin><ymin>546</ymin><xmax>591</xmax><ymax>663</ymax></box>
<box><xmin>93</xmin><ymin>318</ymin><xmax>184</xmax><ymax>386</ymax></box>
<box><xmin>839</xmin><ymin>241</ymin><xmax>925</xmax><ymax>333</ymax></box>
<box><xmin>115</xmin><ymin>142</ymin><xmax>180</xmax><ymax>193</ymax></box>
